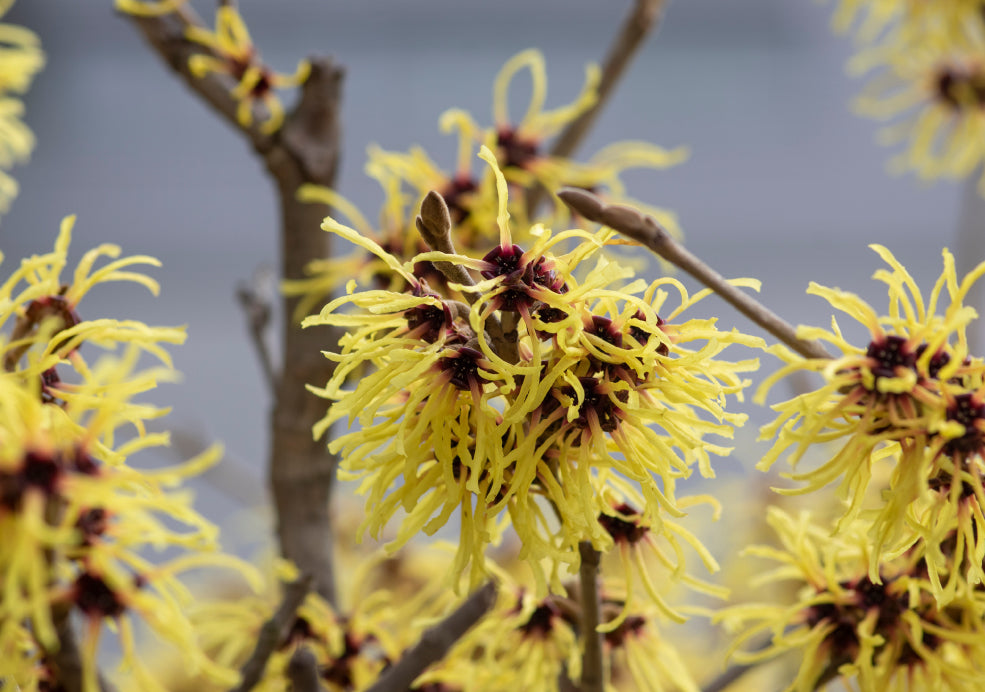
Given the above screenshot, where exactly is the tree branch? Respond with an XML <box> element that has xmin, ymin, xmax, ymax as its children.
<box><xmin>236</xmin><ymin>266</ymin><xmax>277</xmax><ymax>395</ymax></box>
<box><xmin>557</xmin><ymin>188</ymin><xmax>832</xmax><ymax>360</ymax></box>
<box><xmin>700</xmin><ymin>660</ymin><xmax>758</xmax><ymax>692</ymax></box>
<box><xmin>550</xmin><ymin>0</ymin><xmax>665</xmax><ymax>160</ymax></box>
<box><xmin>955</xmin><ymin>169</ymin><xmax>985</xmax><ymax>355</ymax></box>
<box><xmin>365</xmin><ymin>581</ymin><xmax>498</xmax><ymax>692</ymax></box>
<box><xmin>285</xmin><ymin>646</ymin><xmax>321</xmax><ymax>692</ymax></box>
<box><xmin>122</xmin><ymin>10</ymin><xmax>346</xmax><ymax>605</ymax></box>
<box><xmin>232</xmin><ymin>575</ymin><xmax>313</xmax><ymax>692</ymax></box>
<box><xmin>47</xmin><ymin>605</ymin><xmax>115</xmax><ymax>692</ymax></box>
<box><xmin>578</xmin><ymin>542</ymin><xmax>604</xmax><ymax>692</ymax></box>
<box><xmin>526</xmin><ymin>0</ymin><xmax>666</xmax><ymax>217</ymax></box>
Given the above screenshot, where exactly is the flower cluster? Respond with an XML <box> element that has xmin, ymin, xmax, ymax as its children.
<box><xmin>719</xmin><ymin>507</ymin><xmax>985</xmax><ymax>692</ymax></box>
<box><xmin>757</xmin><ymin>245</ymin><xmax>985</xmax><ymax>602</ymax></box>
<box><xmin>307</xmin><ymin>147</ymin><xmax>761</xmax><ymax>602</ymax></box>
<box><xmin>0</xmin><ymin>0</ymin><xmax>43</xmax><ymax>216</ymax></box>
<box><xmin>0</xmin><ymin>218</ymin><xmax>258</xmax><ymax>691</ymax></box>
<box><xmin>283</xmin><ymin>49</ymin><xmax>687</xmax><ymax>318</ymax></box>
<box><xmin>827</xmin><ymin>0</ymin><xmax>985</xmax><ymax>192</ymax></box>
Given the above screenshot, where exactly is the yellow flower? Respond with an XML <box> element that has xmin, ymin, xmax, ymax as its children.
<box><xmin>718</xmin><ymin>507</ymin><xmax>985</xmax><ymax>692</ymax></box>
<box><xmin>114</xmin><ymin>0</ymin><xmax>188</xmax><ymax>16</ymax></box>
<box><xmin>369</xmin><ymin>49</ymin><xmax>685</xmax><ymax>251</ymax></box>
<box><xmin>0</xmin><ymin>221</ymin><xmax>261</xmax><ymax>691</ymax></box>
<box><xmin>310</xmin><ymin>150</ymin><xmax>761</xmax><ymax>596</ymax></box>
<box><xmin>828</xmin><ymin>0</ymin><xmax>985</xmax><ymax>192</ymax></box>
<box><xmin>185</xmin><ymin>6</ymin><xmax>309</xmax><ymax>134</ymax></box>
<box><xmin>758</xmin><ymin>245</ymin><xmax>985</xmax><ymax>572</ymax></box>
<box><xmin>0</xmin><ymin>0</ymin><xmax>43</xmax><ymax>217</ymax></box>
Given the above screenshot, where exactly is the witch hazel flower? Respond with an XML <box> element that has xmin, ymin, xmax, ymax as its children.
<box><xmin>308</xmin><ymin>145</ymin><xmax>762</xmax><ymax>599</ymax></box>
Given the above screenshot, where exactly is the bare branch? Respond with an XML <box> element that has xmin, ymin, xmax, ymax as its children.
<box><xmin>285</xmin><ymin>646</ymin><xmax>321</xmax><ymax>692</ymax></box>
<box><xmin>265</xmin><ymin>57</ymin><xmax>346</xmax><ymax>606</ymax></box>
<box><xmin>236</xmin><ymin>266</ymin><xmax>277</xmax><ymax>394</ymax></box>
<box><xmin>169</xmin><ymin>427</ymin><xmax>267</xmax><ymax>508</ymax></box>
<box><xmin>366</xmin><ymin>581</ymin><xmax>498</xmax><ymax>692</ymax></box>
<box><xmin>526</xmin><ymin>0</ymin><xmax>666</xmax><ymax>217</ymax></box>
<box><xmin>232</xmin><ymin>575</ymin><xmax>313</xmax><ymax>692</ymax></box>
<box><xmin>701</xmin><ymin>661</ymin><xmax>758</xmax><ymax>692</ymax></box>
<box><xmin>578</xmin><ymin>542</ymin><xmax>604</xmax><ymax>692</ymax></box>
<box><xmin>955</xmin><ymin>169</ymin><xmax>985</xmax><ymax>355</ymax></box>
<box><xmin>48</xmin><ymin>605</ymin><xmax>116</xmax><ymax>692</ymax></box>
<box><xmin>551</xmin><ymin>0</ymin><xmax>665</xmax><ymax>160</ymax></box>
<box><xmin>557</xmin><ymin>188</ymin><xmax>832</xmax><ymax>361</ymax></box>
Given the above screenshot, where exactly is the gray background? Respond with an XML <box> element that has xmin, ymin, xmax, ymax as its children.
<box><xmin>0</xmin><ymin>1</ymin><xmax>974</xmax><ymax>534</ymax></box>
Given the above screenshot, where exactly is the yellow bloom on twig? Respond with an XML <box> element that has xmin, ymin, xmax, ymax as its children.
<box><xmin>758</xmin><ymin>244</ymin><xmax>985</xmax><ymax>597</ymax></box>
<box><xmin>185</xmin><ymin>6</ymin><xmax>309</xmax><ymax>134</ymax></box>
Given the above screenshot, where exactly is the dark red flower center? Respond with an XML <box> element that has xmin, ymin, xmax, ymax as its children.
<box><xmin>75</xmin><ymin>572</ymin><xmax>126</xmax><ymax>618</ymax></box>
<box><xmin>438</xmin><ymin>346</ymin><xmax>485</xmax><ymax>391</ymax></box>
<box><xmin>598</xmin><ymin>503</ymin><xmax>648</xmax><ymax>545</ymax></box>
<box><xmin>866</xmin><ymin>335</ymin><xmax>916</xmax><ymax>383</ymax></box>
<box><xmin>944</xmin><ymin>393</ymin><xmax>985</xmax><ymax>456</ymax></box>
<box><xmin>496</xmin><ymin>127</ymin><xmax>539</xmax><ymax>169</ymax></box>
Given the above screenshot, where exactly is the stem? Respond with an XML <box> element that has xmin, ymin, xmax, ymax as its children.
<box><xmin>366</xmin><ymin>581</ymin><xmax>498</xmax><ymax>692</ymax></box>
<box><xmin>48</xmin><ymin>605</ymin><xmax>116</xmax><ymax>692</ymax></box>
<box><xmin>236</xmin><ymin>270</ymin><xmax>277</xmax><ymax>395</ymax></box>
<box><xmin>416</xmin><ymin>190</ymin><xmax>479</xmax><ymax>296</ymax></box>
<box><xmin>232</xmin><ymin>575</ymin><xmax>313</xmax><ymax>692</ymax></box>
<box><xmin>415</xmin><ymin>190</ymin><xmax>515</xmax><ymax>361</ymax></box>
<box><xmin>578</xmin><ymin>542</ymin><xmax>604</xmax><ymax>692</ymax></box>
<box><xmin>700</xmin><ymin>660</ymin><xmax>758</xmax><ymax>692</ymax></box>
<box><xmin>528</xmin><ymin>0</ymin><xmax>666</xmax><ymax>217</ymax></box>
<box><xmin>285</xmin><ymin>646</ymin><xmax>321</xmax><ymax>692</ymax></box>
<box><xmin>955</xmin><ymin>169</ymin><xmax>985</xmax><ymax>356</ymax></box>
<box><xmin>557</xmin><ymin>188</ymin><xmax>832</xmax><ymax>360</ymax></box>
<box><xmin>551</xmin><ymin>0</ymin><xmax>665</xmax><ymax>160</ymax></box>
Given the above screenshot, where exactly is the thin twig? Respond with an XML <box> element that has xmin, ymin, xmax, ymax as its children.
<box><xmin>170</xmin><ymin>427</ymin><xmax>267</xmax><ymax>507</ymax></box>
<box><xmin>48</xmin><ymin>605</ymin><xmax>116</xmax><ymax>692</ymax></box>
<box><xmin>955</xmin><ymin>169</ymin><xmax>985</xmax><ymax>355</ymax></box>
<box><xmin>557</xmin><ymin>188</ymin><xmax>832</xmax><ymax>360</ymax></box>
<box><xmin>551</xmin><ymin>0</ymin><xmax>665</xmax><ymax>160</ymax></box>
<box><xmin>366</xmin><ymin>581</ymin><xmax>498</xmax><ymax>692</ymax></box>
<box><xmin>577</xmin><ymin>542</ymin><xmax>604</xmax><ymax>692</ymax></box>
<box><xmin>236</xmin><ymin>266</ymin><xmax>277</xmax><ymax>394</ymax></box>
<box><xmin>285</xmin><ymin>646</ymin><xmax>321</xmax><ymax>692</ymax></box>
<box><xmin>528</xmin><ymin>0</ymin><xmax>666</xmax><ymax>217</ymax></box>
<box><xmin>232</xmin><ymin>575</ymin><xmax>313</xmax><ymax>692</ymax></box>
<box><xmin>700</xmin><ymin>660</ymin><xmax>758</xmax><ymax>692</ymax></box>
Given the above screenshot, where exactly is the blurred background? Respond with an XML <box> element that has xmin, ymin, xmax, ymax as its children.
<box><xmin>1</xmin><ymin>0</ymin><xmax>976</xmax><ymax>538</ymax></box>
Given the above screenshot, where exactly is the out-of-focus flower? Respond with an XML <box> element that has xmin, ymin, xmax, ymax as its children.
<box><xmin>369</xmin><ymin>49</ymin><xmax>686</xmax><ymax>253</ymax></box>
<box><xmin>757</xmin><ymin>245</ymin><xmax>985</xmax><ymax>582</ymax></box>
<box><xmin>114</xmin><ymin>0</ymin><xmax>187</xmax><ymax>16</ymax></box>
<box><xmin>826</xmin><ymin>0</ymin><xmax>985</xmax><ymax>192</ymax></box>
<box><xmin>0</xmin><ymin>0</ymin><xmax>43</xmax><ymax>217</ymax></box>
<box><xmin>0</xmin><ymin>219</ymin><xmax>261</xmax><ymax>691</ymax></box>
<box><xmin>185</xmin><ymin>6</ymin><xmax>309</xmax><ymax>134</ymax></box>
<box><xmin>718</xmin><ymin>507</ymin><xmax>985</xmax><ymax>692</ymax></box>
